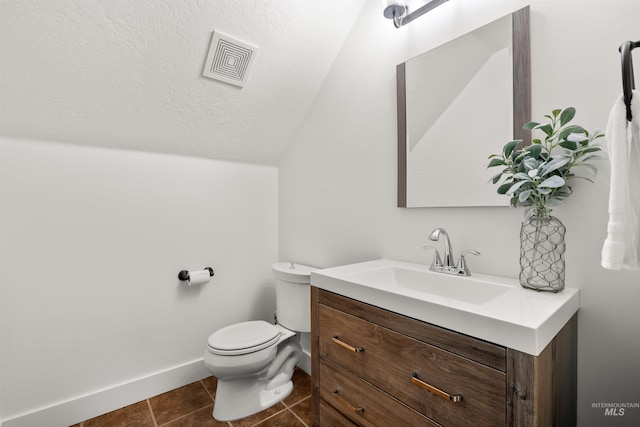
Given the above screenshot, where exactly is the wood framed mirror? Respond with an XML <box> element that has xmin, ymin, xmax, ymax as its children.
<box><xmin>397</xmin><ymin>7</ymin><xmax>530</xmax><ymax>207</ymax></box>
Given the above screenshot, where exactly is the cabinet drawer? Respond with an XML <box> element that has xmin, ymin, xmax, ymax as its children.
<box><xmin>320</xmin><ymin>358</ymin><xmax>439</xmax><ymax>427</ymax></box>
<box><xmin>319</xmin><ymin>304</ymin><xmax>506</xmax><ymax>427</ymax></box>
<box><xmin>318</xmin><ymin>289</ymin><xmax>505</xmax><ymax>371</ymax></box>
<box><xmin>319</xmin><ymin>399</ymin><xmax>358</xmax><ymax>427</ymax></box>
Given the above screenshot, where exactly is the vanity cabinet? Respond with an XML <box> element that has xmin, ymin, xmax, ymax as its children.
<box><xmin>311</xmin><ymin>287</ymin><xmax>577</xmax><ymax>427</ymax></box>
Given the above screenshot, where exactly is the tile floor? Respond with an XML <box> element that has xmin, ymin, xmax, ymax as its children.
<box><xmin>70</xmin><ymin>368</ymin><xmax>312</xmax><ymax>427</ymax></box>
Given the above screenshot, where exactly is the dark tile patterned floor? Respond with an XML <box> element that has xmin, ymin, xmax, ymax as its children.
<box><xmin>71</xmin><ymin>368</ymin><xmax>312</xmax><ymax>427</ymax></box>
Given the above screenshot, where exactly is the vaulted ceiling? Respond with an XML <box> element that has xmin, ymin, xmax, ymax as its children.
<box><xmin>0</xmin><ymin>0</ymin><xmax>365</xmax><ymax>164</ymax></box>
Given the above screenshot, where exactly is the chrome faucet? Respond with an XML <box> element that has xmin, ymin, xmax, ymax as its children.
<box><xmin>424</xmin><ymin>228</ymin><xmax>480</xmax><ymax>276</ymax></box>
<box><xmin>429</xmin><ymin>228</ymin><xmax>455</xmax><ymax>268</ymax></box>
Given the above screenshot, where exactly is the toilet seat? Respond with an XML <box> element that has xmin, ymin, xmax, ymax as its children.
<box><xmin>207</xmin><ymin>320</ymin><xmax>281</xmax><ymax>356</ymax></box>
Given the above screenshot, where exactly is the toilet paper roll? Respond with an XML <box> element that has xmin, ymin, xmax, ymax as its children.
<box><xmin>187</xmin><ymin>269</ymin><xmax>210</xmax><ymax>286</ymax></box>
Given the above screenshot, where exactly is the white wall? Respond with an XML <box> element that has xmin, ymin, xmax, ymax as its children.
<box><xmin>279</xmin><ymin>1</ymin><xmax>640</xmax><ymax>426</ymax></box>
<box><xmin>0</xmin><ymin>137</ymin><xmax>278</xmax><ymax>424</ymax></box>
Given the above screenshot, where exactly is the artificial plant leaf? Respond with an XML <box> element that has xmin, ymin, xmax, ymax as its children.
<box><xmin>567</xmin><ymin>133</ymin><xmax>589</xmax><ymax>143</ymax></box>
<box><xmin>540</xmin><ymin>157</ymin><xmax>570</xmax><ymax>176</ymax></box>
<box><xmin>523</xmin><ymin>157</ymin><xmax>539</xmax><ymax>170</ymax></box>
<box><xmin>506</xmin><ymin>180</ymin><xmax>529</xmax><ymax>195</ymax></box>
<box><xmin>497</xmin><ymin>182</ymin><xmax>513</xmax><ymax>195</ymax></box>
<box><xmin>490</xmin><ymin>173</ymin><xmax>503</xmax><ymax>184</ymax></box>
<box><xmin>539</xmin><ymin>175</ymin><xmax>566</xmax><ymax>188</ymax></box>
<box><xmin>523</xmin><ymin>121</ymin><xmax>540</xmax><ymax>130</ymax></box>
<box><xmin>488</xmin><ymin>158</ymin><xmax>507</xmax><ymax>168</ymax></box>
<box><xmin>559</xmin><ymin>140</ymin><xmax>578</xmax><ymax>151</ymax></box>
<box><xmin>552</xmin><ymin>109</ymin><xmax>562</xmax><ymax>117</ymax></box>
<box><xmin>503</xmin><ymin>140</ymin><xmax>520</xmax><ymax>158</ymax></box>
<box><xmin>575</xmin><ymin>146</ymin><xmax>603</xmax><ymax>155</ymax></box>
<box><xmin>560</xmin><ymin>107</ymin><xmax>576</xmax><ymax>125</ymax></box>
<box><xmin>526</xmin><ymin>144</ymin><xmax>543</xmax><ymax>159</ymax></box>
<box><xmin>518</xmin><ymin>189</ymin><xmax>532</xmax><ymax>203</ymax></box>
<box><xmin>559</xmin><ymin>125</ymin><xmax>586</xmax><ymax>141</ymax></box>
<box><xmin>513</xmin><ymin>172</ymin><xmax>530</xmax><ymax>180</ymax></box>
<box><xmin>538</xmin><ymin>124</ymin><xmax>554</xmax><ymax>136</ymax></box>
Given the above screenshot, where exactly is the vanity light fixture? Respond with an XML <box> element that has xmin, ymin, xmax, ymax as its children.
<box><xmin>383</xmin><ymin>0</ymin><xmax>449</xmax><ymax>28</ymax></box>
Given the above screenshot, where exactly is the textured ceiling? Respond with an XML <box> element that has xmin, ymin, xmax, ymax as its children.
<box><xmin>0</xmin><ymin>0</ymin><xmax>365</xmax><ymax>164</ymax></box>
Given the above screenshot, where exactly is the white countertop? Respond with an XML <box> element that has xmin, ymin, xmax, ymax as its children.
<box><xmin>311</xmin><ymin>259</ymin><xmax>579</xmax><ymax>356</ymax></box>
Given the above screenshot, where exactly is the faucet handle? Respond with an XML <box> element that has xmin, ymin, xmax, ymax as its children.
<box><xmin>456</xmin><ymin>250</ymin><xmax>480</xmax><ymax>276</ymax></box>
<box><xmin>461</xmin><ymin>249</ymin><xmax>481</xmax><ymax>257</ymax></box>
<box><xmin>423</xmin><ymin>245</ymin><xmax>443</xmax><ymax>267</ymax></box>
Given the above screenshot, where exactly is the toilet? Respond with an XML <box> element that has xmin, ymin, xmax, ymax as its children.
<box><xmin>204</xmin><ymin>262</ymin><xmax>315</xmax><ymax>422</ymax></box>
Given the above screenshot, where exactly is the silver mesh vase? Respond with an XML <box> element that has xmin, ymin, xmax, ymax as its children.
<box><xmin>519</xmin><ymin>211</ymin><xmax>566</xmax><ymax>292</ymax></box>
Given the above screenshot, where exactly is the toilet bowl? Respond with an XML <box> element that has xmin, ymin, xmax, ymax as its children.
<box><xmin>204</xmin><ymin>262</ymin><xmax>315</xmax><ymax>422</ymax></box>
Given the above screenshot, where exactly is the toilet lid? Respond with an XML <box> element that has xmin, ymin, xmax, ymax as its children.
<box><xmin>207</xmin><ymin>320</ymin><xmax>280</xmax><ymax>354</ymax></box>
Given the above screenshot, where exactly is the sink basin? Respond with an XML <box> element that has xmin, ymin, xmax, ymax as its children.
<box><xmin>311</xmin><ymin>258</ymin><xmax>580</xmax><ymax>355</ymax></box>
<box><xmin>345</xmin><ymin>265</ymin><xmax>511</xmax><ymax>304</ymax></box>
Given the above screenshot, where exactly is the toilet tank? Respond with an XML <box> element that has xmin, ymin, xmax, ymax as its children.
<box><xmin>272</xmin><ymin>262</ymin><xmax>316</xmax><ymax>333</ymax></box>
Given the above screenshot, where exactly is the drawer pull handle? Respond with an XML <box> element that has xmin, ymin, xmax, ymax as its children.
<box><xmin>411</xmin><ymin>373</ymin><xmax>463</xmax><ymax>403</ymax></box>
<box><xmin>332</xmin><ymin>336</ymin><xmax>364</xmax><ymax>353</ymax></box>
<box><xmin>332</xmin><ymin>390</ymin><xmax>364</xmax><ymax>414</ymax></box>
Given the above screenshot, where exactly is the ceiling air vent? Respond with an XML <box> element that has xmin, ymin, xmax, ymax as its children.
<box><xmin>203</xmin><ymin>31</ymin><xmax>258</xmax><ymax>88</ymax></box>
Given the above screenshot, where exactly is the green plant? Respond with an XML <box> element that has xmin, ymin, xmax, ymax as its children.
<box><xmin>488</xmin><ymin>107</ymin><xmax>604</xmax><ymax>216</ymax></box>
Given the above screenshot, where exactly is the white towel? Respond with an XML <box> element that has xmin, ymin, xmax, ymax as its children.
<box><xmin>601</xmin><ymin>90</ymin><xmax>640</xmax><ymax>270</ymax></box>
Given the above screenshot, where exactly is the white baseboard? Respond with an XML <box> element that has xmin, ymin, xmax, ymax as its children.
<box><xmin>298</xmin><ymin>349</ymin><xmax>311</xmax><ymax>376</ymax></box>
<box><xmin>1</xmin><ymin>359</ymin><xmax>210</xmax><ymax>427</ymax></box>
<box><xmin>2</xmin><ymin>352</ymin><xmax>313</xmax><ymax>427</ymax></box>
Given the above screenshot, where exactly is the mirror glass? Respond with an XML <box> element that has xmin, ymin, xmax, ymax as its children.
<box><xmin>397</xmin><ymin>8</ymin><xmax>530</xmax><ymax>207</ymax></box>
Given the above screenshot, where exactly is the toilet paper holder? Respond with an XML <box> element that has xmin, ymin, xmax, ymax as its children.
<box><xmin>178</xmin><ymin>267</ymin><xmax>214</xmax><ymax>281</ymax></box>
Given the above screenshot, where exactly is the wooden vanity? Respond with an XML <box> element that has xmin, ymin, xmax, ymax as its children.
<box><xmin>310</xmin><ymin>287</ymin><xmax>577</xmax><ymax>427</ymax></box>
